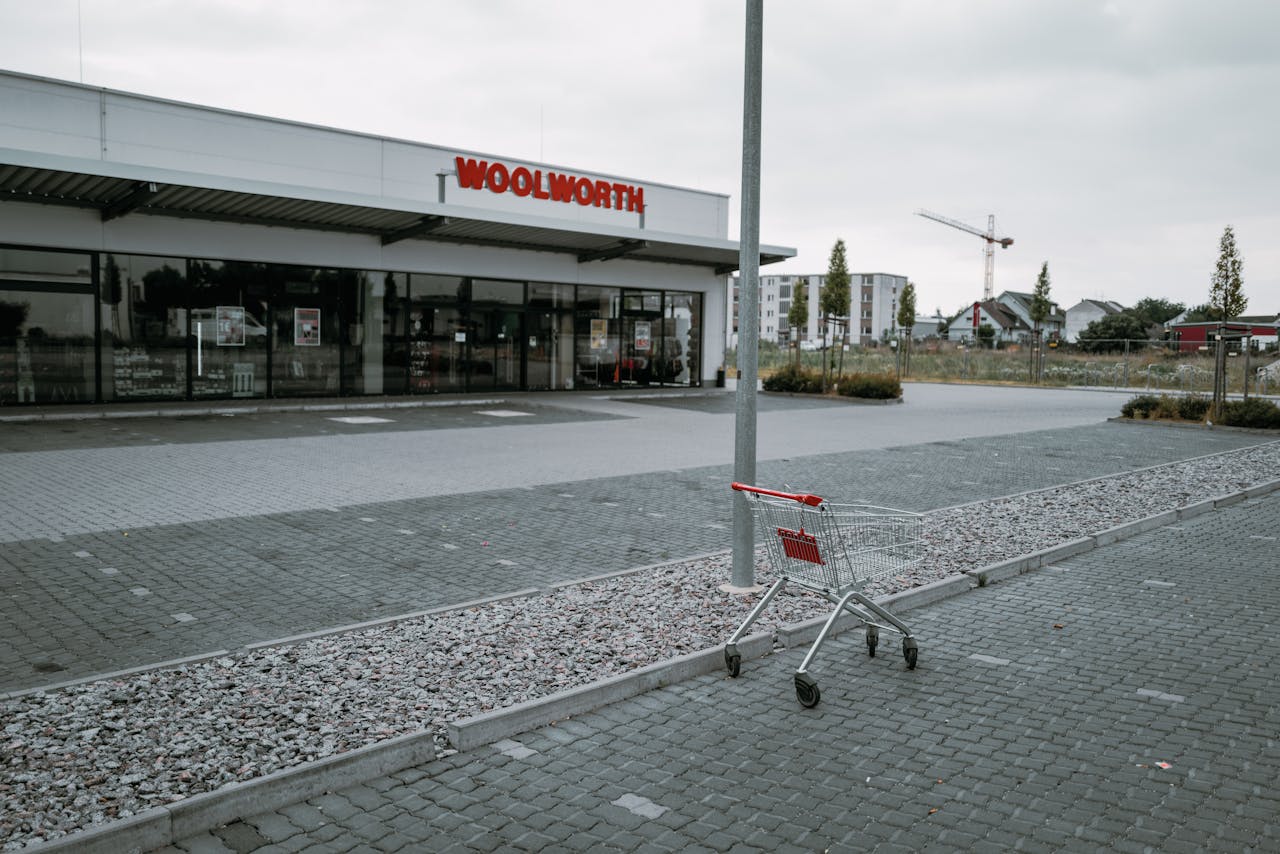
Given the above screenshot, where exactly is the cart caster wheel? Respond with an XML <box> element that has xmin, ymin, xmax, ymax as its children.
<box><xmin>866</xmin><ymin>626</ymin><xmax>879</xmax><ymax>657</ymax></box>
<box><xmin>724</xmin><ymin>650</ymin><xmax>741</xmax><ymax>678</ymax></box>
<box><xmin>902</xmin><ymin>637</ymin><xmax>918</xmax><ymax>670</ymax></box>
<box><xmin>794</xmin><ymin>673</ymin><xmax>821</xmax><ymax>708</ymax></box>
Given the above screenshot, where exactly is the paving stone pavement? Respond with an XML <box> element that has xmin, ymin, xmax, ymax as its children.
<box><xmin>153</xmin><ymin>489</ymin><xmax>1280</xmax><ymax>853</ymax></box>
<box><xmin>0</xmin><ymin>389</ymin><xmax>1272</xmax><ymax>693</ymax></box>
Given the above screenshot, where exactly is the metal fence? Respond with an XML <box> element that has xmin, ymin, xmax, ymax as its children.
<box><xmin>742</xmin><ymin>340</ymin><xmax>1280</xmax><ymax>397</ymax></box>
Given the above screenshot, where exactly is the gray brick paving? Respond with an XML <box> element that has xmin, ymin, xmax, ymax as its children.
<box><xmin>192</xmin><ymin>491</ymin><xmax>1280</xmax><ymax>852</ymax></box>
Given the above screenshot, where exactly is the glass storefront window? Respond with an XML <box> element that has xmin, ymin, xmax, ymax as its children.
<box><xmin>663</xmin><ymin>292</ymin><xmax>701</xmax><ymax>386</ymax></box>
<box><xmin>407</xmin><ymin>274</ymin><xmax>465</xmax><ymax>393</ymax></box>
<box><xmin>100</xmin><ymin>253</ymin><xmax>188</xmax><ymax>401</ymax></box>
<box><xmin>575</xmin><ymin>285</ymin><xmax>620</xmax><ymax>388</ymax></box>
<box><xmin>1</xmin><ymin>249</ymin><xmax>95</xmax><ymax>404</ymax></box>
<box><xmin>470</xmin><ymin>279</ymin><xmax>523</xmax><ymax>305</ymax></box>
<box><xmin>270</xmin><ymin>267</ymin><xmax>344</xmax><ymax>398</ymax></box>
<box><xmin>0</xmin><ymin>244</ymin><xmax>704</xmax><ymax>402</ymax></box>
<box><xmin>344</xmin><ymin>271</ymin><xmax>402</xmax><ymax>396</ymax></box>
<box><xmin>188</xmin><ymin>260</ymin><xmax>270</xmax><ymax>399</ymax></box>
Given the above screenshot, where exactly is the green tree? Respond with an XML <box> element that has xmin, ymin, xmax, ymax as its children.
<box><xmin>1076</xmin><ymin>313</ymin><xmax>1149</xmax><ymax>352</ymax></box>
<box><xmin>1183</xmin><ymin>302</ymin><xmax>1214</xmax><ymax>323</ymax></box>
<box><xmin>1129</xmin><ymin>297</ymin><xmax>1186</xmax><ymax>327</ymax></box>
<box><xmin>1029</xmin><ymin>262</ymin><xmax>1052</xmax><ymax>382</ymax></box>
<box><xmin>1029</xmin><ymin>262</ymin><xmax>1052</xmax><ymax>333</ymax></box>
<box><xmin>976</xmin><ymin>322</ymin><xmax>995</xmax><ymax>348</ymax></box>
<box><xmin>896</xmin><ymin>281</ymin><xmax>916</xmax><ymax>332</ymax></box>
<box><xmin>787</xmin><ymin>277</ymin><xmax>808</xmax><ymax>335</ymax></box>
<box><xmin>820</xmin><ymin>239</ymin><xmax>851</xmax><ymax>387</ymax></box>
<box><xmin>1209</xmin><ymin>225</ymin><xmax>1247</xmax><ymax>320</ymax></box>
<box><xmin>896</xmin><ymin>282</ymin><xmax>917</xmax><ymax>376</ymax></box>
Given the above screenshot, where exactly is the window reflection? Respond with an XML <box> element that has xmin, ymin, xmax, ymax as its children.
<box><xmin>3</xmin><ymin>245</ymin><xmax>705</xmax><ymax>402</ymax></box>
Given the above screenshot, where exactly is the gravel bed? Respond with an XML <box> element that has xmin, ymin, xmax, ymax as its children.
<box><xmin>3</xmin><ymin>440</ymin><xmax>1279</xmax><ymax>849</ymax></box>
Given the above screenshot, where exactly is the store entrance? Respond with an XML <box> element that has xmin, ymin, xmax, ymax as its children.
<box><xmin>525</xmin><ymin>310</ymin><xmax>573</xmax><ymax>391</ymax></box>
<box><xmin>467</xmin><ymin>308</ymin><xmax>521</xmax><ymax>391</ymax></box>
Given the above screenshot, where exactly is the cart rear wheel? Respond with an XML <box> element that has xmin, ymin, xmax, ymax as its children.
<box><xmin>794</xmin><ymin>673</ymin><xmax>820</xmax><ymax>708</ymax></box>
<box><xmin>902</xmin><ymin>637</ymin><xmax>918</xmax><ymax>670</ymax></box>
<box><xmin>725</xmin><ymin>650</ymin><xmax>741</xmax><ymax>678</ymax></box>
<box><xmin>866</xmin><ymin>625</ymin><xmax>879</xmax><ymax>657</ymax></box>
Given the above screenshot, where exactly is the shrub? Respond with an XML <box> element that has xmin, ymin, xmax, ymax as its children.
<box><xmin>835</xmin><ymin>372</ymin><xmax>902</xmax><ymax>400</ymax></box>
<box><xmin>1121</xmin><ymin>394</ymin><xmax>1162</xmax><ymax>419</ymax></box>
<box><xmin>1219</xmin><ymin>398</ymin><xmax>1280</xmax><ymax>429</ymax></box>
<box><xmin>1176</xmin><ymin>394</ymin><xmax>1211</xmax><ymax>421</ymax></box>
<box><xmin>762</xmin><ymin>364</ymin><xmax>823</xmax><ymax>394</ymax></box>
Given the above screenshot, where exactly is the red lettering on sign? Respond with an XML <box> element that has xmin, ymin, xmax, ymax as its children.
<box><xmin>531</xmin><ymin>170</ymin><xmax>549</xmax><ymax>200</ymax></box>
<box><xmin>486</xmin><ymin>162</ymin><xmax>510</xmax><ymax>194</ymax></box>
<box><xmin>455</xmin><ymin>157</ymin><xmax>488</xmax><ymax>190</ymax></box>
<box><xmin>454</xmin><ymin>156</ymin><xmax>644</xmax><ymax>215</ymax></box>
<box><xmin>547</xmin><ymin>172</ymin><xmax>575</xmax><ymax>202</ymax></box>
<box><xmin>511</xmin><ymin>167</ymin><xmax>534</xmax><ymax>197</ymax></box>
<box><xmin>626</xmin><ymin>186</ymin><xmax>644</xmax><ymax>214</ymax></box>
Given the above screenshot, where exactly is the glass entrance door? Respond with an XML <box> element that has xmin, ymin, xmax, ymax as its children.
<box><xmin>525</xmin><ymin>310</ymin><xmax>572</xmax><ymax>391</ymax></box>
<box><xmin>469</xmin><ymin>308</ymin><xmax>522</xmax><ymax>391</ymax></box>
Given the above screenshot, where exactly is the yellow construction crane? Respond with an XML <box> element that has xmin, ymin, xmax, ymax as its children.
<box><xmin>915</xmin><ymin>209</ymin><xmax>1014</xmax><ymax>301</ymax></box>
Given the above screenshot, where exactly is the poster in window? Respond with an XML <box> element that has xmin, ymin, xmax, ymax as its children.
<box><xmin>294</xmin><ymin>308</ymin><xmax>321</xmax><ymax>346</ymax></box>
<box><xmin>216</xmin><ymin>306</ymin><xmax>245</xmax><ymax>346</ymax></box>
<box><xmin>634</xmin><ymin>321</ymin><xmax>651</xmax><ymax>351</ymax></box>
<box><xmin>590</xmin><ymin>318</ymin><xmax>608</xmax><ymax>350</ymax></box>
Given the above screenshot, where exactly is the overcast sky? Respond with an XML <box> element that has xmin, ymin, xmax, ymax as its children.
<box><xmin>1</xmin><ymin>0</ymin><xmax>1276</xmax><ymax>317</ymax></box>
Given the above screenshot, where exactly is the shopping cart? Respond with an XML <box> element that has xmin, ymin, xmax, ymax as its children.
<box><xmin>724</xmin><ymin>482</ymin><xmax>924</xmax><ymax>707</ymax></box>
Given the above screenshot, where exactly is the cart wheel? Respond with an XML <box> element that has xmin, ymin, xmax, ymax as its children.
<box><xmin>725</xmin><ymin>650</ymin><xmax>741</xmax><ymax>678</ymax></box>
<box><xmin>902</xmin><ymin>637</ymin><xmax>918</xmax><ymax>670</ymax></box>
<box><xmin>794</xmin><ymin>673</ymin><xmax>821</xmax><ymax>708</ymax></box>
<box><xmin>866</xmin><ymin>625</ymin><xmax>879</xmax><ymax>657</ymax></box>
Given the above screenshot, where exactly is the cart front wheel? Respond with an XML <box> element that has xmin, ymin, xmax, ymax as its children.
<box><xmin>902</xmin><ymin>637</ymin><xmax>918</xmax><ymax>670</ymax></box>
<box><xmin>866</xmin><ymin>625</ymin><xmax>879</xmax><ymax>657</ymax></box>
<box><xmin>795</xmin><ymin>673</ymin><xmax>821</xmax><ymax>708</ymax></box>
<box><xmin>724</xmin><ymin>650</ymin><xmax>741</xmax><ymax>678</ymax></box>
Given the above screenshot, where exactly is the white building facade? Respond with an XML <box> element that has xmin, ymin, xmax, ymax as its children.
<box><xmin>728</xmin><ymin>271</ymin><xmax>907</xmax><ymax>348</ymax></box>
<box><xmin>0</xmin><ymin>71</ymin><xmax>792</xmax><ymax>405</ymax></box>
<box><xmin>1063</xmin><ymin>299</ymin><xmax>1126</xmax><ymax>343</ymax></box>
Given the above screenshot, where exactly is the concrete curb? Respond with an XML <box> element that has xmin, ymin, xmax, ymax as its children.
<box><xmin>1</xmin><ymin>650</ymin><xmax>231</xmax><ymax>702</ymax></box>
<box><xmin>448</xmin><ymin>632</ymin><xmax>774</xmax><ymax>752</ymax></box>
<box><xmin>0</xmin><ymin>398</ymin><xmax>507</xmax><ymax>423</ymax></box>
<box><xmin>26</xmin><ymin>730</ymin><xmax>437</xmax><ymax>853</ymax></box>
<box><xmin>967</xmin><ymin>479</ymin><xmax>1280</xmax><ymax>587</ymax></box>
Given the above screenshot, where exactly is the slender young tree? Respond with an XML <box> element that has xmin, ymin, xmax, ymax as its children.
<box><xmin>1029</xmin><ymin>261</ymin><xmax>1052</xmax><ymax>382</ymax></box>
<box><xmin>896</xmin><ymin>281</ymin><xmax>916</xmax><ymax>376</ymax></box>
<box><xmin>787</xmin><ymin>276</ymin><xmax>809</xmax><ymax>365</ymax></box>
<box><xmin>820</xmin><ymin>239</ymin><xmax>851</xmax><ymax>389</ymax></box>
<box><xmin>1209</xmin><ymin>225</ymin><xmax>1247</xmax><ymax>321</ymax></box>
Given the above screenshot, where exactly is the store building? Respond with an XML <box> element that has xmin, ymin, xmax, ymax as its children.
<box><xmin>0</xmin><ymin>71</ymin><xmax>793</xmax><ymax>406</ymax></box>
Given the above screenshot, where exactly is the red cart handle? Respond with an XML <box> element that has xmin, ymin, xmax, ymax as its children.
<box><xmin>731</xmin><ymin>482</ymin><xmax>824</xmax><ymax>507</ymax></box>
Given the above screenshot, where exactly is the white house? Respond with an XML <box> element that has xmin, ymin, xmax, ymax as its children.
<box><xmin>1064</xmin><ymin>299</ymin><xmax>1125</xmax><ymax>343</ymax></box>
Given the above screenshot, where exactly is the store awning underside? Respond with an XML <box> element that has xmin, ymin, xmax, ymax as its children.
<box><xmin>0</xmin><ymin>163</ymin><xmax>791</xmax><ymax>275</ymax></box>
